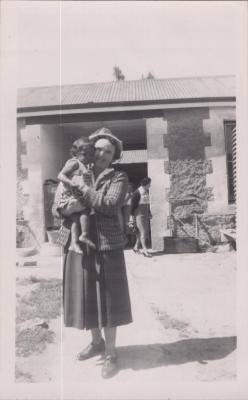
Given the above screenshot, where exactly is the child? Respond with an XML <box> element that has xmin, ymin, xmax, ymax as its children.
<box><xmin>56</xmin><ymin>137</ymin><xmax>95</xmax><ymax>254</ymax></box>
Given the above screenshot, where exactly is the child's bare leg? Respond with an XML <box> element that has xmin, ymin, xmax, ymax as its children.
<box><xmin>79</xmin><ymin>213</ymin><xmax>95</xmax><ymax>249</ymax></box>
<box><xmin>69</xmin><ymin>214</ymin><xmax>83</xmax><ymax>254</ymax></box>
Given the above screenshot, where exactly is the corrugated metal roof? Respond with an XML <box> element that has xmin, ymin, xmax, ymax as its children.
<box><xmin>17</xmin><ymin>75</ymin><xmax>235</xmax><ymax>110</ymax></box>
<box><xmin>119</xmin><ymin>150</ymin><xmax>147</xmax><ymax>164</ymax></box>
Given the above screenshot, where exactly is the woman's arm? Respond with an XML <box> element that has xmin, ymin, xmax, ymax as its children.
<box><xmin>79</xmin><ymin>172</ymin><xmax>128</xmax><ymax>216</ymax></box>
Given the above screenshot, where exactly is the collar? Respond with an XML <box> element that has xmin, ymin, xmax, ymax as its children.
<box><xmin>94</xmin><ymin>167</ymin><xmax>115</xmax><ymax>187</ymax></box>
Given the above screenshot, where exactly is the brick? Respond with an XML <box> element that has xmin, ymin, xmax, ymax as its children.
<box><xmin>205</xmin><ymin>160</ymin><xmax>213</xmax><ymax>174</ymax></box>
<box><xmin>207</xmin><ymin>187</ymin><xmax>214</xmax><ymax>201</ymax></box>
<box><xmin>164</xmin><ymin>160</ymin><xmax>170</xmax><ymax>174</ymax></box>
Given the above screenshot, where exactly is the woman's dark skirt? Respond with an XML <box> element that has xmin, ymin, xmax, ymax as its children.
<box><xmin>135</xmin><ymin>204</ymin><xmax>150</xmax><ymax>239</ymax></box>
<box><xmin>63</xmin><ymin>248</ymin><xmax>133</xmax><ymax>330</ymax></box>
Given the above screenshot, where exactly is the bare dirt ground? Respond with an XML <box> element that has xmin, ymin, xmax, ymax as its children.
<box><xmin>15</xmin><ymin>249</ymin><xmax>236</xmax><ymax>397</ymax></box>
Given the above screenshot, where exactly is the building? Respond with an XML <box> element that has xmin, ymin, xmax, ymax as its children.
<box><xmin>17</xmin><ymin>75</ymin><xmax>236</xmax><ymax>250</ymax></box>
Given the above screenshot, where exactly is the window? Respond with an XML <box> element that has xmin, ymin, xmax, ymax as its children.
<box><xmin>224</xmin><ymin>121</ymin><xmax>236</xmax><ymax>204</ymax></box>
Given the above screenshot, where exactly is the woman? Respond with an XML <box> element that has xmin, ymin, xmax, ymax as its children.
<box><xmin>63</xmin><ymin>128</ymin><xmax>132</xmax><ymax>379</ymax></box>
<box><xmin>129</xmin><ymin>177</ymin><xmax>152</xmax><ymax>257</ymax></box>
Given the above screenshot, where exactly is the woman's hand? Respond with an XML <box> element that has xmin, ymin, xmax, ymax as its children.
<box><xmin>71</xmin><ymin>173</ymin><xmax>90</xmax><ymax>191</ymax></box>
<box><xmin>75</xmin><ymin>172</ymin><xmax>92</xmax><ymax>188</ymax></box>
<box><xmin>77</xmin><ymin>183</ymin><xmax>86</xmax><ymax>192</ymax></box>
<box><xmin>128</xmin><ymin>215</ymin><xmax>136</xmax><ymax>233</ymax></box>
<box><xmin>83</xmin><ymin>172</ymin><xmax>92</xmax><ymax>185</ymax></box>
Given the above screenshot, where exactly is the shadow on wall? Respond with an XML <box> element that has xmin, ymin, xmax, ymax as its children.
<box><xmin>117</xmin><ymin>336</ymin><xmax>236</xmax><ymax>371</ymax></box>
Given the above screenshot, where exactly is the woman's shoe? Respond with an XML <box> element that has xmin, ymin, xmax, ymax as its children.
<box><xmin>132</xmin><ymin>248</ymin><xmax>139</xmax><ymax>253</ymax></box>
<box><xmin>77</xmin><ymin>339</ymin><xmax>105</xmax><ymax>361</ymax></box>
<box><xmin>101</xmin><ymin>354</ymin><xmax>118</xmax><ymax>379</ymax></box>
<box><xmin>142</xmin><ymin>251</ymin><xmax>152</xmax><ymax>257</ymax></box>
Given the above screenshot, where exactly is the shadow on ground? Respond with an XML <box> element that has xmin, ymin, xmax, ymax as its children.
<box><xmin>117</xmin><ymin>336</ymin><xmax>236</xmax><ymax>371</ymax></box>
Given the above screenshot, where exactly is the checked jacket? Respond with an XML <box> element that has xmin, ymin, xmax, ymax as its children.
<box><xmin>54</xmin><ymin>167</ymin><xmax>129</xmax><ymax>251</ymax></box>
<box><xmin>81</xmin><ymin>168</ymin><xmax>128</xmax><ymax>251</ymax></box>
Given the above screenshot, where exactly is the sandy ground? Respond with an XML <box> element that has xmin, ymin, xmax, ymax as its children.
<box><xmin>15</xmin><ymin>249</ymin><xmax>237</xmax><ymax>398</ymax></box>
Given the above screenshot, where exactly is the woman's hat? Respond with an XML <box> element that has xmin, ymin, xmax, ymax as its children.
<box><xmin>89</xmin><ymin>127</ymin><xmax>123</xmax><ymax>160</ymax></box>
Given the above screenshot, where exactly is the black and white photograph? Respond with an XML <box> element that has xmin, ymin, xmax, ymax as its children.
<box><xmin>0</xmin><ymin>1</ymin><xmax>248</xmax><ymax>399</ymax></box>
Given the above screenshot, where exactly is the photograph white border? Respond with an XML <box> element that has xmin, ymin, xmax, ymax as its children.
<box><xmin>0</xmin><ymin>1</ymin><xmax>248</xmax><ymax>399</ymax></box>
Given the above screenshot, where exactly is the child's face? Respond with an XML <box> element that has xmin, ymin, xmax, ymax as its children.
<box><xmin>76</xmin><ymin>142</ymin><xmax>94</xmax><ymax>164</ymax></box>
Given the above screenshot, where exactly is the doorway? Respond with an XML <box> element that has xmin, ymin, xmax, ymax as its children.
<box><xmin>114</xmin><ymin>162</ymin><xmax>148</xmax><ymax>189</ymax></box>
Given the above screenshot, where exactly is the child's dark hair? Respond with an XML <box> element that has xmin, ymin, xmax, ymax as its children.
<box><xmin>140</xmin><ymin>177</ymin><xmax>151</xmax><ymax>187</ymax></box>
<box><xmin>70</xmin><ymin>137</ymin><xmax>93</xmax><ymax>158</ymax></box>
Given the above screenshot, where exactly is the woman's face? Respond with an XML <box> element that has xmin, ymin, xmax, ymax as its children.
<box><xmin>144</xmin><ymin>182</ymin><xmax>151</xmax><ymax>191</ymax></box>
<box><xmin>94</xmin><ymin>138</ymin><xmax>116</xmax><ymax>170</ymax></box>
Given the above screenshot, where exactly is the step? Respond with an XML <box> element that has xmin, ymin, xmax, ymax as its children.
<box><xmin>163</xmin><ymin>236</ymin><xmax>199</xmax><ymax>254</ymax></box>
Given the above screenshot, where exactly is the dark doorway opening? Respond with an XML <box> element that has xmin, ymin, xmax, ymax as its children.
<box><xmin>114</xmin><ymin>162</ymin><xmax>148</xmax><ymax>189</ymax></box>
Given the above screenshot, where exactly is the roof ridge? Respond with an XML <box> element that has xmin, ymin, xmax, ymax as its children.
<box><xmin>18</xmin><ymin>74</ymin><xmax>235</xmax><ymax>92</ymax></box>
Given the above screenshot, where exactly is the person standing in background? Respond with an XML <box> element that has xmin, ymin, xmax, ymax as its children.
<box><xmin>129</xmin><ymin>177</ymin><xmax>152</xmax><ymax>257</ymax></box>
